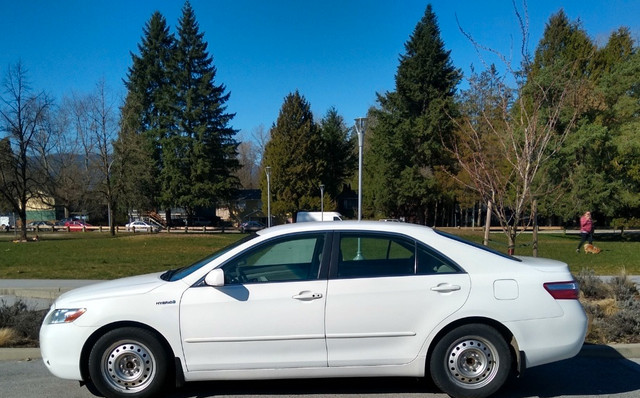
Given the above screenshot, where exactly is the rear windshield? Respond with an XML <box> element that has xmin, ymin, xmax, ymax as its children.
<box><xmin>433</xmin><ymin>229</ymin><xmax>521</xmax><ymax>262</ymax></box>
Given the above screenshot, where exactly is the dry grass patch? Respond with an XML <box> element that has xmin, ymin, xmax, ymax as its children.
<box><xmin>0</xmin><ymin>327</ymin><xmax>18</xmax><ymax>347</ymax></box>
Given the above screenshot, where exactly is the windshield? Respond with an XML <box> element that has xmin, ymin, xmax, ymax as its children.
<box><xmin>433</xmin><ymin>229</ymin><xmax>521</xmax><ymax>262</ymax></box>
<box><xmin>161</xmin><ymin>234</ymin><xmax>258</xmax><ymax>281</ymax></box>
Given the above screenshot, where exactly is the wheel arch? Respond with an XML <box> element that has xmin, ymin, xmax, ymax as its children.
<box><xmin>79</xmin><ymin>321</ymin><xmax>184</xmax><ymax>389</ymax></box>
<box><xmin>426</xmin><ymin>317</ymin><xmax>524</xmax><ymax>377</ymax></box>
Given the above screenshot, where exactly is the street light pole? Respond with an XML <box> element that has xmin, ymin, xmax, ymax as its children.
<box><xmin>107</xmin><ymin>160</ymin><xmax>114</xmax><ymax>234</ymax></box>
<box><xmin>265</xmin><ymin>166</ymin><xmax>271</xmax><ymax>227</ymax></box>
<box><xmin>320</xmin><ymin>184</ymin><xmax>325</xmax><ymax>221</ymax></box>
<box><xmin>354</xmin><ymin>117</ymin><xmax>367</xmax><ymax>221</ymax></box>
<box><xmin>354</xmin><ymin>118</ymin><xmax>367</xmax><ymax>261</ymax></box>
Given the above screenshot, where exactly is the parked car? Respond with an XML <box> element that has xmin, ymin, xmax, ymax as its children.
<box><xmin>27</xmin><ymin>221</ymin><xmax>54</xmax><ymax>230</ymax></box>
<box><xmin>63</xmin><ymin>220</ymin><xmax>91</xmax><ymax>231</ymax></box>
<box><xmin>40</xmin><ymin>221</ymin><xmax>587</xmax><ymax>398</ymax></box>
<box><xmin>296</xmin><ymin>211</ymin><xmax>343</xmax><ymax>222</ymax></box>
<box><xmin>184</xmin><ymin>217</ymin><xmax>212</xmax><ymax>226</ymax></box>
<box><xmin>56</xmin><ymin>217</ymin><xmax>81</xmax><ymax>226</ymax></box>
<box><xmin>239</xmin><ymin>220</ymin><xmax>265</xmax><ymax>233</ymax></box>
<box><xmin>126</xmin><ymin>220</ymin><xmax>160</xmax><ymax>233</ymax></box>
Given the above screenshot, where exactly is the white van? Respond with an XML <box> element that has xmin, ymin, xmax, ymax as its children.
<box><xmin>296</xmin><ymin>211</ymin><xmax>343</xmax><ymax>222</ymax></box>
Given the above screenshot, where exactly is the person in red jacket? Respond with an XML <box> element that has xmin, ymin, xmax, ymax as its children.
<box><xmin>576</xmin><ymin>211</ymin><xmax>594</xmax><ymax>252</ymax></box>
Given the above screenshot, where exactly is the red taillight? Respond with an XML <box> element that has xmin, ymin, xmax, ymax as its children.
<box><xmin>544</xmin><ymin>281</ymin><xmax>580</xmax><ymax>300</ymax></box>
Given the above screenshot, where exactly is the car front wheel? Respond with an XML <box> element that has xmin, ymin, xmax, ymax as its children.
<box><xmin>429</xmin><ymin>324</ymin><xmax>511</xmax><ymax>398</ymax></box>
<box><xmin>88</xmin><ymin>327</ymin><xmax>171</xmax><ymax>398</ymax></box>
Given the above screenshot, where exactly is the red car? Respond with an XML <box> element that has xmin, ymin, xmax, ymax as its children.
<box><xmin>64</xmin><ymin>220</ymin><xmax>91</xmax><ymax>231</ymax></box>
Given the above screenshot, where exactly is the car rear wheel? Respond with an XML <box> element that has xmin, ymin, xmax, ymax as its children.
<box><xmin>429</xmin><ymin>324</ymin><xmax>511</xmax><ymax>398</ymax></box>
<box><xmin>88</xmin><ymin>327</ymin><xmax>171</xmax><ymax>398</ymax></box>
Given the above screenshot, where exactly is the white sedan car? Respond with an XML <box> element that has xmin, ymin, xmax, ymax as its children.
<box><xmin>40</xmin><ymin>222</ymin><xmax>586</xmax><ymax>398</ymax></box>
<box><xmin>125</xmin><ymin>220</ymin><xmax>160</xmax><ymax>233</ymax></box>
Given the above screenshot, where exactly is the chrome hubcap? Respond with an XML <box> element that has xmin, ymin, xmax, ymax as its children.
<box><xmin>102</xmin><ymin>342</ymin><xmax>156</xmax><ymax>393</ymax></box>
<box><xmin>446</xmin><ymin>338</ymin><xmax>499</xmax><ymax>388</ymax></box>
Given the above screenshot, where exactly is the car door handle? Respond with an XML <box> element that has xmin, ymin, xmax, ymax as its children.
<box><xmin>431</xmin><ymin>283</ymin><xmax>461</xmax><ymax>293</ymax></box>
<box><xmin>292</xmin><ymin>291</ymin><xmax>323</xmax><ymax>301</ymax></box>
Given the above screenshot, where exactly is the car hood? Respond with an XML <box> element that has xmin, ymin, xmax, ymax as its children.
<box><xmin>54</xmin><ymin>272</ymin><xmax>166</xmax><ymax>306</ymax></box>
<box><xmin>515</xmin><ymin>256</ymin><xmax>571</xmax><ymax>273</ymax></box>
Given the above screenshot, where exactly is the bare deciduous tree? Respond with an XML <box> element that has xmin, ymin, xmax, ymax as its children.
<box><xmin>64</xmin><ymin>80</ymin><xmax>119</xmax><ymax>233</ymax></box>
<box><xmin>0</xmin><ymin>61</ymin><xmax>54</xmax><ymax>240</ymax></box>
<box><xmin>448</xmin><ymin>4</ymin><xmax>587</xmax><ymax>253</ymax></box>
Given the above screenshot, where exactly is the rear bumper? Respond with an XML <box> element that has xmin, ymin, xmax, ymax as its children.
<box><xmin>507</xmin><ymin>301</ymin><xmax>588</xmax><ymax>368</ymax></box>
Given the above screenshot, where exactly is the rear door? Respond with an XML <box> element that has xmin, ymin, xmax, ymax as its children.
<box><xmin>325</xmin><ymin>231</ymin><xmax>471</xmax><ymax>367</ymax></box>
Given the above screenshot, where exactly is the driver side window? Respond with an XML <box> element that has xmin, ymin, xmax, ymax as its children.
<box><xmin>222</xmin><ymin>233</ymin><xmax>325</xmax><ymax>284</ymax></box>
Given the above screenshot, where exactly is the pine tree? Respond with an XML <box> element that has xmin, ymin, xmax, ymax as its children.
<box><xmin>117</xmin><ymin>4</ymin><xmax>239</xmax><ymax>223</ymax></box>
<box><xmin>318</xmin><ymin>107</ymin><xmax>356</xmax><ymax>201</ymax></box>
<box><xmin>531</xmin><ymin>10</ymin><xmax>595</xmax><ymax>76</ymax></box>
<box><xmin>117</xmin><ymin>11</ymin><xmax>176</xmax><ymax>214</ymax></box>
<box><xmin>261</xmin><ymin>91</ymin><xmax>323</xmax><ymax>218</ymax></box>
<box><xmin>167</xmin><ymin>1</ymin><xmax>239</xmax><ymax>222</ymax></box>
<box><xmin>532</xmin><ymin>12</ymin><xmax>630</xmax><ymax>222</ymax></box>
<box><xmin>597</xmin><ymin>37</ymin><xmax>640</xmax><ymax>217</ymax></box>
<box><xmin>368</xmin><ymin>4</ymin><xmax>461</xmax><ymax>224</ymax></box>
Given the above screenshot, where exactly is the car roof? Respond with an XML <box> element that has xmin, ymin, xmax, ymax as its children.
<box><xmin>256</xmin><ymin>221</ymin><xmax>435</xmax><ymax>238</ymax></box>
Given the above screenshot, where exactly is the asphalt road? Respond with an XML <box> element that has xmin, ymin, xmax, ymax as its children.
<box><xmin>1</xmin><ymin>355</ymin><xmax>639</xmax><ymax>398</ymax></box>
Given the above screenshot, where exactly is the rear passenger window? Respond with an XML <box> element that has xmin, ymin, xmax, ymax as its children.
<box><xmin>337</xmin><ymin>233</ymin><xmax>416</xmax><ymax>277</ymax></box>
<box><xmin>336</xmin><ymin>233</ymin><xmax>461</xmax><ymax>278</ymax></box>
<box><xmin>416</xmin><ymin>243</ymin><xmax>461</xmax><ymax>274</ymax></box>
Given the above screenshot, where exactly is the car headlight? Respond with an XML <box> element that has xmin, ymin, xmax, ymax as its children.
<box><xmin>48</xmin><ymin>308</ymin><xmax>86</xmax><ymax>324</ymax></box>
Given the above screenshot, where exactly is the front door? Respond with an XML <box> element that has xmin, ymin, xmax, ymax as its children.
<box><xmin>180</xmin><ymin>233</ymin><xmax>329</xmax><ymax>371</ymax></box>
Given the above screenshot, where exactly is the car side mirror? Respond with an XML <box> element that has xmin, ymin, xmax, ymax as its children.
<box><xmin>204</xmin><ymin>268</ymin><xmax>225</xmax><ymax>287</ymax></box>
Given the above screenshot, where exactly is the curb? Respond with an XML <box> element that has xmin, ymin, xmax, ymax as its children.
<box><xmin>0</xmin><ymin>347</ymin><xmax>42</xmax><ymax>361</ymax></box>
<box><xmin>577</xmin><ymin>343</ymin><xmax>640</xmax><ymax>359</ymax></box>
<box><xmin>0</xmin><ymin>288</ymin><xmax>71</xmax><ymax>300</ymax></box>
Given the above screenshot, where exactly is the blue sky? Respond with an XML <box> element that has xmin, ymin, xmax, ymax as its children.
<box><xmin>2</xmin><ymin>1</ymin><xmax>639</xmax><ymax>140</ymax></box>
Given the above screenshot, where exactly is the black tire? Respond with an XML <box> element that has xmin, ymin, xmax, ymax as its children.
<box><xmin>429</xmin><ymin>324</ymin><xmax>511</xmax><ymax>398</ymax></box>
<box><xmin>88</xmin><ymin>327</ymin><xmax>171</xmax><ymax>398</ymax></box>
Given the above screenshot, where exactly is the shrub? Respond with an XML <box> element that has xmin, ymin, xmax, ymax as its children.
<box><xmin>576</xmin><ymin>268</ymin><xmax>610</xmax><ymax>300</ymax></box>
<box><xmin>578</xmin><ymin>268</ymin><xmax>640</xmax><ymax>344</ymax></box>
<box><xmin>600</xmin><ymin>299</ymin><xmax>640</xmax><ymax>343</ymax></box>
<box><xmin>0</xmin><ymin>299</ymin><xmax>48</xmax><ymax>347</ymax></box>
<box><xmin>609</xmin><ymin>271</ymin><xmax>639</xmax><ymax>302</ymax></box>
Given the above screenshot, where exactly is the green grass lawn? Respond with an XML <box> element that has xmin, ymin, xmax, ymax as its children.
<box><xmin>457</xmin><ymin>229</ymin><xmax>640</xmax><ymax>275</ymax></box>
<box><xmin>0</xmin><ymin>232</ymin><xmax>242</xmax><ymax>279</ymax></box>
<box><xmin>0</xmin><ymin>229</ymin><xmax>638</xmax><ymax>280</ymax></box>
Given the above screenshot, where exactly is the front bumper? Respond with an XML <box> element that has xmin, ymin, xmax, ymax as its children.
<box><xmin>39</xmin><ymin>320</ymin><xmax>95</xmax><ymax>380</ymax></box>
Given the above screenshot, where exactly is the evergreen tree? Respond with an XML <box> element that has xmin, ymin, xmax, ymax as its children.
<box><xmin>598</xmin><ymin>43</ymin><xmax>640</xmax><ymax>218</ymax></box>
<box><xmin>117</xmin><ymin>4</ymin><xmax>239</xmax><ymax>223</ymax></box>
<box><xmin>534</xmin><ymin>13</ymin><xmax>636</xmax><ymax>222</ymax></box>
<box><xmin>368</xmin><ymin>4</ymin><xmax>461</xmax><ymax>224</ymax></box>
<box><xmin>592</xmin><ymin>27</ymin><xmax>635</xmax><ymax>79</ymax></box>
<box><xmin>117</xmin><ymin>11</ymin><xmax>176</xmax><ymax>214</ymax></box>
<box><xmin>531</xmin><ymin>10</ymin><xmax>595</xmax><ymax>76</ymax></box>
<box><xmin>318</xmin><ymin>107</ymin><xmax>356</xmax><ymax>201</ymax></box>
<box><xmin>168</xmin><ymin>1</ymin><xmax>240</xmax><ymax>222</ymax></box>
<box><xmin>261</xmin><ymin>91</ymin><xmax>323</xmax><ymax>219</ymax></box>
